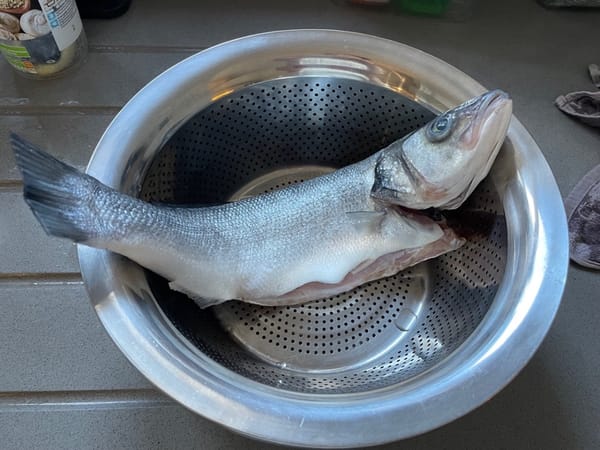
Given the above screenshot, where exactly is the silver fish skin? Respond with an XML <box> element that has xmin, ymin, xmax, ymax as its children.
<box><xmin>10</xmin><ymin>90</ymin><xmax>512</xmax><ymax>308</ymax></box>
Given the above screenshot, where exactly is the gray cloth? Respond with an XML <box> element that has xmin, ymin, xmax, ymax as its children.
<box><xmin>555</xmin><ymin>91</ymin><xmax>600</xmax><ymax>128</ymax></box>
<box><xmin>565</xmin><ymin>164</ymin><xmax>600</xmax><ymax>269</ymax></box>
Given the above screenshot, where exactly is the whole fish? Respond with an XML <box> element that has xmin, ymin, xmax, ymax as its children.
<box><xmin>11</xmin><ymin>89</ymin><xmax>512</xmax><ymax>307</ymax></box>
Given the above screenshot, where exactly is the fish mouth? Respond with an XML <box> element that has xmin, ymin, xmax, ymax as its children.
<box><xmin>459</xmin><ymin>90</ymin><xmax>512</xmax><ymax>149</ymax></box>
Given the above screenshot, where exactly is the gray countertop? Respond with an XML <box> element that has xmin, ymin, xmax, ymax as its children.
<box><xmin>1</xmin><ymin>1</ymin><xmax>599</xmax><ymax>448</ymax></box>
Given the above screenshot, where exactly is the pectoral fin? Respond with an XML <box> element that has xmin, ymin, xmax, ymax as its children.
<box><xmin>346</xmin><ymin>210</ymin><xmax>386</xmax><ymax>233</ymax></box>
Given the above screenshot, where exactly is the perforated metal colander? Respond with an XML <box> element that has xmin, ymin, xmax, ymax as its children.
<box><xmin>79</xmin><ymin>31</ymin><xmax>568</xmax><ymax>447</ymax></box>
<box><xmin>139</xmin><ymin>77</ymin><xmax>506</xmax><ymax>393</ymax></box>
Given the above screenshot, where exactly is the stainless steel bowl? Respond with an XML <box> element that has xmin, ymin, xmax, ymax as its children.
<box><xmin>79</xmin><ymin>30</ymin><xmax>568</xmax><ymax>447</ymax></box>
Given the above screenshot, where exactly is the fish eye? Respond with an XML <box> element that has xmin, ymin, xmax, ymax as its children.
<box><xmin>435</xmin><ymin>117</ymin><xmax>449</xmax><ymax>130</ymax></box>
<box><xmin>426</xmin><ymin>114</ymin><xmax>454</xmax><ymax>142</ymax></box>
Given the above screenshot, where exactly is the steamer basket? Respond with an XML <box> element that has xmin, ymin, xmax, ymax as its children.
<box><xmin>79</xmin><ymin>30</ymin><xmax>568</xmax><ymax>447</ymax></box>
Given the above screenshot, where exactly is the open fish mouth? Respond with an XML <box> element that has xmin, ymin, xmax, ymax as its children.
<box><xmin>460</xmin><ymin>90</ymin><xmax>512</xmax><ymax>149</ymax></box>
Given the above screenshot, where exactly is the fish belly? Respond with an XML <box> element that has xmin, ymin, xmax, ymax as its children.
<box><xmin>146</xmin><ymin>204</ymin><xmax>463</xmax><ymax>308</ymax></box>
<box><xmin>234</xmin><ymin>214</ymin><xmax>464</xmax><ymax>306</ymax></box>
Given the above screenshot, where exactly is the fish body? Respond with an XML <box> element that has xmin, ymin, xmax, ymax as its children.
<box><xmin>11</xmin><ymin>90</ymin><xmax>512</xmax><ymax>307</ymax></box>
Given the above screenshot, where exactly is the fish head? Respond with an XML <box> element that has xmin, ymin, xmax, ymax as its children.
<box><xmin>371</xmin><ymin>89</ymin><xmax>512</xmax><ymax>209</ymax></box>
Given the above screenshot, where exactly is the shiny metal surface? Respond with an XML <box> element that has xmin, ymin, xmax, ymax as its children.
<box><xmin>78</xmin><ymin>30</ymin><xmax>568</xmax><ymax>447</ymax></box>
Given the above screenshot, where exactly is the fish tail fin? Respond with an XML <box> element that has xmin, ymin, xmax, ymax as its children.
<box><xmin>11</xmin><ymin>132</ymin><xmax>102</xmax><ymax>243</ymax></box>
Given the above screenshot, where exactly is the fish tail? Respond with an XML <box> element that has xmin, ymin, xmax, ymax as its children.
<box><xmin>11</xmin><ymin>132</ymin><xmax>104</xmax><ymax>243</ymax></box>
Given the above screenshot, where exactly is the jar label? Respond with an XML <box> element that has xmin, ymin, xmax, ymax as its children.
<box><xmin>0</xmin><ymin>42</ymin><xmax>37</xmax><ymax>74</ymax></box>
<box><xmin>39</xmin><ymin>0</ymin><xmax>83</xmax><ymax>51</ymax></box>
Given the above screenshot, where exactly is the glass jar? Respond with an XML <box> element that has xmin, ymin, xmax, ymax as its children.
<box><xmin>0</xmin><ymin>0</ymin><xmax>87</xmax><ymax>79</ymax></box>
